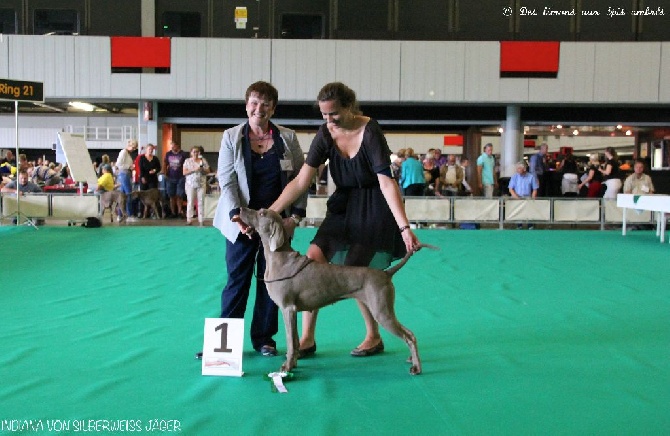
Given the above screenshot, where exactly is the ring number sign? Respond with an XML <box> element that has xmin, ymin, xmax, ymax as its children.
<box><xmin>202</xmin><ymin>318</ymin><xmax>245</xmax><ymax>376</ymax></box>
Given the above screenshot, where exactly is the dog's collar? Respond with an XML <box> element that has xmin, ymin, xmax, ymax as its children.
<box><xmin>262</xmin><ymin>257</ymin><xmax>313</xmax><ymax>283</ymax></box>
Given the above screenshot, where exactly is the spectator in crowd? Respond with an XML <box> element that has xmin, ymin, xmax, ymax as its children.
<box><xmin>529</xmin><ymin>143</ymin><xmax>549</xmax><ymax>196</ymax></box>
<box><xmin>422</xmin><ymin>150</ymin><xmax>440</xmax><ymax>194</ymax></box>
<box><xmin>600</xmin><ymin>147</ymin><xmax>622</xmax><ymax>199</ymax></box>
<box><xmin>1</xmin><ymin>169</ymin><xmax>42</xmax><ymax>194</ymax></box>
<box><xmin>18</xmin><ymin>154</ymin><xmax>29</xmax><ymax>172</ymax></box>
<box><xmin>578</xmin><ymin>153</ymin><xmax>604</xmax><ymax>197</ymax></box>
<box><xmin>268</xmin><ymin>81</ymin><xmax>419</xmax><ymax>358</ymax></box>
<box><xmin>433</xmin><ymin>147</ymin><xmax>447</xmax><ymax>167</ymax></box>
<box><xmin>1</xmin><ymin>150</ymin><xmax>16</xmax><ymax>166</ymax></box>
<box><xmin>391</xmin><ymin>148</ymin><xmax>406</xmax><ymax>186</ymax></box>
<box><xmin>436</xmin><ymin>154</ymin><xmax>464</xmax><ymax>196</ymax></box>
<box><xmin>30</xmin><ymin>162</ymin><xmax>61</xmax><ymax>186</ymax></box>
<box><xmin>96</xmin><ymin>164</ymin><xmax>116</xmax><ymax>192</ymax></box>
<box><xmin>97</xmin><ymin>154</ymin><xmax>110</xmax><ymax>177</ymax></box>
<box><xmin>163</xmin><ymin>140</ymin><xmax>189</xmax><ymax>218</ymax></box>
<box><xmin>93</xmin><ymin>156</ymin><xmax>102</xmax><ymax>176</ymax></box>
<box><xmin>139</xmin><ymin>144</ymin><xmax>161</xmax><ymax>190</ymax></box>
<box><xmin>508</xmin><ymin>161</ymin><xmax>539</xmax><ymax>229</ymax></box>
<box><xmin>115</xmin><ymin>139</ymin><xmax>138</xmax><ymax>221</ymax></box>
<box><xmin>399</xmin><ymin>148</ymin><xmax>426</xmax><ymax>196</ymax></box>
<box><xmin>559</xmin><ymin>149</ymin><xmax>579</xmax><ymax>196</ymax></box>
<box><xmin>183</xmin><ymin>145</ymin><xmax>210</xmax><ymax>226</ymax></box>
<box><xmin>623</xmin><ymin>159</ymin><xmax>655</xmax><ymax>195</ymax></box>
<box><xmin>460</xmin><ymin>156</ymin><xmax>473</xmax><ymax>195</ymax></box>
<box><xmin>477</xmin><ymin>143</ymin><xmax>496</xmax><ymax>197</ymax></box>
<box><xmin>209</xmin><ymin>81</ymin><xmax>306</xmax><ymax>358</ymax></box>
<box><xmin>138</xmin><ymin>143</ymin><xmax>162</xmax><ymax>218</ymax></box>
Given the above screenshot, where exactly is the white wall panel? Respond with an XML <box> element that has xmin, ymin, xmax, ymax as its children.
<box><xmin>170</xmin><ymin>38</ymin><xmax>208</xmax><ymax>99</ymax></box>
<box><xmin>400</xmin><ymin>41</ymin><xmax>466</xmax><ymax>102</ymax></box>
<box><xmin>140</xmin><ymin>74</ymin><xmax>171</xmax><ymax>99</ymax></box>
<box><xmin>335</xmin><ymin>41</ymin><xmax>401</xmax><ymax>102</ymax></box>
<box><xmin>0</xmin><ymin>127</ymin><xmax>61</xmax><ymax>149</ymax></box>
<box><xmin>110</xmin><ymin>74</ymin><xmax>141</xmax><ymax>99</ymax></box>
<box><xmin>9</xmin><ymin>36</ymin><xmax>76</xmax><ymax>98</ymax></box>
<box><xmin>660</xmin><ymin>43</ymin><xmax>670</xmax><ymax>103</ymax></box>
<box><xmin>593</xmin><ymin>42</ymin><xmax>661</xmax><ymax>103</ymax></box>
<box><xmin>271</xmin><ymin>39</ymin><xmax>338</xmax><ymax>101</ymax></box>
<box><xmin>529</xmin><ymin>43</ymin><xmax>595</xmax><ymax>103</ymax></box>
<box><xmin>499</xmin><ymin>78</ymin><xmax>528</xmax><ymax>102</ymax></box>
<box><xmin>74</xmin><ymin>37</ymin><xmax>112</xmax><ymax>98</ymax></box>
<box><xmin>463</xmin><ymin>42</ymin><xmax>500</xmax><ymax>102</ymax></box>
<box><xmin>0</xmin><ymin>36</ymin><xmax>9</xmax><ymax>77</ymax></box>
<box><xmin>205</xmin><ymin>39</ymin><xmax>272</xmax><ymax>101</ymax></box>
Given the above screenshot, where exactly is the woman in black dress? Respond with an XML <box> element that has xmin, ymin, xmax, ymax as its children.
<box><xmin>139</xmin><ymin>143</ymin><xmax>161</xmax><ymax>190</ymax></box>
<box><xmin>269</xmin><ymin>82</ymin><xmax>420</xmax><ymax>357</ymax></box>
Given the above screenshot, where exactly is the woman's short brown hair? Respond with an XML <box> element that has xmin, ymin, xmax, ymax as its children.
<box><xmin>245</xmin><ymin>81</ymin><xmax>279</xmax><ymax>108</ymax></box>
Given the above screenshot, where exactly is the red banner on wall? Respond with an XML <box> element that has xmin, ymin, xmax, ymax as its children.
<box><xmin>500</xmin><ymin>41</ymin><xmax>560</xmax><ymax>77</ymax></box>
<box><xmin>111</xmin><ymin>37</ymin><xmax>171</xmax><ymax>68</ymax></box>
<box><xmin>443</xmin><ymin>135</ymin><xmax>464</xmax><ymax>146</ymax></box>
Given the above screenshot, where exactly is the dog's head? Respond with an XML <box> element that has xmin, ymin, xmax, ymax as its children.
<box><xmin>239</xmin><ymin>207</ymin><xmax>286</xmax><ymax>252</ymax></box>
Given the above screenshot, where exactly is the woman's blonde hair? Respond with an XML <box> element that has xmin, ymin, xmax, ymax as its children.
<box><xmin>589</xmin><ymin>153</ymin><xmax>600</xmax><ymax>165</ymax></box>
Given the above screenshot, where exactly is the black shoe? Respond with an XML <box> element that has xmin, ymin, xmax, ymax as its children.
<box><xmin>350</xmin><ymin>340</ymin><xmax>384</xmax><ymax>357</ymax></box>
<box><xmin>297</xmin><ymin>343</ymin><xmax>317</xmax><ymax>359</ymax></box>
<box><xmin>258</xmin><ymin>345</ymin><xmax>278</xmax><ymax>357</ymax></box>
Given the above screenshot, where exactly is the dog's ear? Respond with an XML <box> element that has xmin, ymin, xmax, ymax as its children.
<box><xmin>268</xmin><ymin>217</ymin><xmax>285</xmax><ymax>252</ymax></box>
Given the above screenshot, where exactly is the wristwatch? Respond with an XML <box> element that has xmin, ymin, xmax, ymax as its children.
<box><xmin>290</xmin><ymin>214</ymin><xmax>301</xmax><ymax>225</ymax></box>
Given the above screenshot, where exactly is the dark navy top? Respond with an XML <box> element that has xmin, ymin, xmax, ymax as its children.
<box><xmin>248</xmin><ymin>147</ymin><xmax>282</xmax><ymax>210</ymax></box>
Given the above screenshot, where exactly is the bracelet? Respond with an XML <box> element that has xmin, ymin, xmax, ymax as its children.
<box><xmin>290</xmin><ymin>214</ymin><xmax>301</xmax><ymax>225</ymax></box>
<box><xmin>399</xmin><ymin>225</ymin><xmax>410</xmax><ymax>233</ymax></box>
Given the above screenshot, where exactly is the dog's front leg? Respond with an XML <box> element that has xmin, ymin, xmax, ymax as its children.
<box><xmin>280</xmin><ymin>305</ymin><xmax>299</xmax><ymax>372</ymax></box>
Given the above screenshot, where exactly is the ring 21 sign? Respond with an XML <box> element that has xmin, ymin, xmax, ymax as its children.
<box><xmin>0</xmin><ymin>78</ymin><xmax>44</xmax><ymax>102</ymax></box>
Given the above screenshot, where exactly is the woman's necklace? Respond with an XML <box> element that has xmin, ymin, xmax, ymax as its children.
<box><xmin>250</xmin><ymin>128</ymin><xmax>273</xmax><ymax>158</ymax></box>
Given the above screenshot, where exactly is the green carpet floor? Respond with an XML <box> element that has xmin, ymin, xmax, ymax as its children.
<box><xmin>1</xmin><ymin>225</ymin><xmax>669</xmax><ymax>435</ymax></box>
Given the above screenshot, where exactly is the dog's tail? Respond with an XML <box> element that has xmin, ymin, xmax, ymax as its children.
<box><xmin>385</xmin><ymin>244</ymin><xmax>439</xmax><ymax>277</ymax></box>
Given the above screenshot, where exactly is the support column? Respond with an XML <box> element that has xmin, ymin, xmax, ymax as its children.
<box><xmin>138</xmin><ymin>101</ymin><xmax>159</xmax><ymax>151</ymax></box>
<box><xmin>141</xmin><ymin>0</ymin><xmax>156</xmax><ymax>37</ymax></box>
<box><xmin>465</xmin><ymin>127</ymin><xmax>482</xmax><ymax>196</ymax></box>
<box><xmin>501</xmin><ymin>105</ymin><xmax>522</xmax><ymax>178</ymax></box>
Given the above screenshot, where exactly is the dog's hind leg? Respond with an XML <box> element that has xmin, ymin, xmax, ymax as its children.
<box><xmin>280</xmin><ymin>305</ymin><xmax>299</xmax><ymax>372</ymax></box>
<box><xmin>364</xmin><ymin>288</ymin><xmax>422</xmax><ymax>375</ymax></box>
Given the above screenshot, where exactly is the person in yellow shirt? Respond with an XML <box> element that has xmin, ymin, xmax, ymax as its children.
<box><xmin>96</xmin><ymin>164</ymin><xmax>116</xmax><ymax>192</ymax></box>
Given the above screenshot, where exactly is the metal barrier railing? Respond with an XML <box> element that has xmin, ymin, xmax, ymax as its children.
<box><xmin>0</xmin><ymin>193</ymin><xmax>657</xmax><ymax>229</ymax></box>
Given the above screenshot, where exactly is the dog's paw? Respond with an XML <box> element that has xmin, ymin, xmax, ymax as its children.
<box><xmin>280</xmin><ymin>361</ymin><xmax>296</xmax><ymax>372</ymax></box>
<box><xmin>409</xmin><ymin>365</ymin><xmax>421</xmax><ymax>375</ymax></box>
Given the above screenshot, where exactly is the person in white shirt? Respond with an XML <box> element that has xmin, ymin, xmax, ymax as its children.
<box><xmin>623</xmin><ymin>159</ymin><xmax>655</xmax><ymax>195</ymax></box>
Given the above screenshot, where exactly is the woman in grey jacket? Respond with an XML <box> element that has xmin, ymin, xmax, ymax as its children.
<box><xmin>211</xmin><ymin>81</ymin><xmax>307</xmax><ymax>357</ymax></box>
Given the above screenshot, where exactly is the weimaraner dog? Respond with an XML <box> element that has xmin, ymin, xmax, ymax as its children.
<box><xmin>239</xmin><ymin>207</ymin><xmax>436</xmax><ymax>375</ymax></box>
<box><xmin>98</xmin><ymin>190</ymin><xmax>127</xmax><ymax>222</ymax></box>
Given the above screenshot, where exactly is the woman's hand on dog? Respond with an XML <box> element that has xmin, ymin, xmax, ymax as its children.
<box><xmin>232</xmin><ymin>215</ymin><xmax>255</xmax><ymax>238</ymax></box>
<box><xmin>281</xmin><ymin>217</ymin><xmax>297</xmax><ymax>239</ymax></box>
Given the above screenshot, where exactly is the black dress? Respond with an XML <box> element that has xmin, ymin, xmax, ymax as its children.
<box><xmin>305</xmin><ymin>119</ymin><xmax>406</xmax><ymax>269</ymax></box>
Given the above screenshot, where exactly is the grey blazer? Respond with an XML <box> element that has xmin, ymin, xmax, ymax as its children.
<box><xmin>212</xmin><ymin>122</ymin><xmax>307</xmax><ymax>243</ymax></box>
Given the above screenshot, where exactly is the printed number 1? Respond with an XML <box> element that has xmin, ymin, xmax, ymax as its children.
<box><xmin>214</xmin><ymin>322</ymin><xmax>233</xmax><ymax>353</ymax></box>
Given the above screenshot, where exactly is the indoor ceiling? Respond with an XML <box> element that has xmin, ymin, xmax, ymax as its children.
<box><xmin>481</xmin><ymin>124</ymin><xmax>648</xmax><ymax>138</ymax></box>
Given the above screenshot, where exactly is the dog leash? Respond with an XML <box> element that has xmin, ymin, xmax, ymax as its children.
<box><xmin>260</xmin><ymin>258</ymin><xmax>313</xmax><ymax>283</ymax></box>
